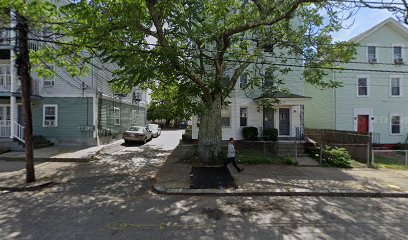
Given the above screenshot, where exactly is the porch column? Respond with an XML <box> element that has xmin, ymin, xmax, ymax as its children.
<box><xmin>9</xmin><ymin>14</ymin><xmax>17</xmax><ymax>138</ymax></box>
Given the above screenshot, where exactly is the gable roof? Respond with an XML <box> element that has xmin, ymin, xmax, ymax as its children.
<box><xmin>350</xmin><ymin>18</ymin><xmax>408</xmax><ymax>43</ymax></box>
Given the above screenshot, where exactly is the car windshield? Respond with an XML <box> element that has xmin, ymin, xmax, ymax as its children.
<box><xmin>148</xmin><ymin>124</ymin><xmax>158</xmax><ymax>130</ymax></box>
<box><xmin>128</xmin><ymin>126</ymin><xmax>144</xmax><ymax>132</ymax></box>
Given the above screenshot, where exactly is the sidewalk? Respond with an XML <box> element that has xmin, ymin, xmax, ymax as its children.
<box><xmin>0</xmin><ymin>145</ymin><xmax>105</xmax><ymax>162</ymax></box>
<box><xmin>154</xmin><ymin>153</ymin><xmax>408</xmax><ymax>197</ymax></box>
<box><xmin>0</xmin><ymin>143</ymin><xmax>111</xmax><ymax>191</ymax></box>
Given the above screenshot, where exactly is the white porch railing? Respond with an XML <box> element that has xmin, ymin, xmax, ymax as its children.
<box><xmin>0</xmin><ymin>120</ymin><xmax>25</xmax><ymax>143</ymax></box>
<box><xmin>0</xmin><ymin>84</ymin><xmax>11</xmax><ymax>92</ymax></box>
<box><xmin>0</xmin><ymin>120</ymin><xmax>11</xmax><ymax>137</ymax></box>
<box><xmin>12</xmin><ymin>121</ymin><xmax>24</xmax><ymax>143</ymax></box>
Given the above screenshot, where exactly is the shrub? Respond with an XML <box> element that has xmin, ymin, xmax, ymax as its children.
<box><xmin>242</xmin><ymin>127</ymin><xmax>258</xmax><ymax>141</ymax></box>
<box><xmin>181</xmin><ymin>133</ymin><xmax>192</xmax><ymax>143</ymax></box>
<box><xmin>308</xmin><ymin>146</ymin><xmax>353</xmax><ymax>168</ymax></box>
<box><xmin>322</xmin><ymin>146</ymin><xmax>353</xmax><ymax>168</ymax></box>
<box><xmin>263</xmin><ymin>128</ymin><xmax>278</xmax><ymax>141</ymax></box>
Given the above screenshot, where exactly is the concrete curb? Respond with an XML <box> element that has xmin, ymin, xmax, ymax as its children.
<box><xmin>0</xmin><ymin>157</ymin><xmax>91</xmax><ymax>162</ymax></box>
<box><xmin>153</xmin><ymin>184</ymin><xmax>408</xmax><ymax>198</ymax></box>
<box><xmin>0</xmin><ymin>181</ymin><xmax>53</xmax><ymax>192</ymax></box>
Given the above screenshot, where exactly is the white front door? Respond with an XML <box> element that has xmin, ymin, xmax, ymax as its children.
<box><xmin>0</xmin><ymin>105</ymin><xmax>11</xmax><ymax>137</ymax></box>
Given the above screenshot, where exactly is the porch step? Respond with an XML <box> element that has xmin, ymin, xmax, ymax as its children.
<box><xmin>0</xmin><ymin>139</ymin><xmax>24</xmax><ymax>151</ymax></box>
<box><xmin>33</xmin><ymin>136</ymin><xmax>54</xmax><ymax>149</ymax></box>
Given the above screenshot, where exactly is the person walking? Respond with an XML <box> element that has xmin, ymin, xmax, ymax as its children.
<box><xmin>224</xmin><ymin>138</ymin><xmax>243</xmax><ymax>173</ymax></box>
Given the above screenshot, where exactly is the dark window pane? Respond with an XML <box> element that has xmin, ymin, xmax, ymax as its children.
<box><xmin>392</xmin><ymin>125</ymin><xmax>400</xmax><ymax>134</ymax></box>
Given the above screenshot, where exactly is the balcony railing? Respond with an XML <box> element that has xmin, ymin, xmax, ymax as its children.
<box><xmin>0</xmin><ymin>29</ymin><xmax>11</xmax><ymax>45</ymax></box>
<box><xmin>0</xmin><ymin>79</ymin><xmax>40</xmax><ymax>95</ymax></box>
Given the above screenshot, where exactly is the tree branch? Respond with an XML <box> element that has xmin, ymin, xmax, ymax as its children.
<box><xmin>146</xmin><ymin>0</ymin><xmax>212</xmax><ymax>101</ymax></box>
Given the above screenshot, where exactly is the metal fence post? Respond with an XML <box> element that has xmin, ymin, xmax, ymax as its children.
<box><xmin>367</xmin><ymin>143</ymin><xmax>370</xmax><ymax>166</ymax></box>
<box><xmin>372</xmin><ymin>150</ymin><xmax>375</xmax><ymax>165</ymax></box>
<box><xmin>405</xmin><ymin>150</ymin><xmax>408</xmax><ymax>166</ymax></box>
<box><xmin>319</xmin><ymin>131</ymin><xmax>323</xmax><ymax>166</ymax></box>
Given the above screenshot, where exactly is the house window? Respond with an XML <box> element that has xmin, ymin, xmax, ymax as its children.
<box><xmin>357</xmin><ymin>77</ymin><xmax>368</xmax><ymax>96</ymax></box>
<box><xmin>240</xmin><ymin>74</ymin><xmax>247</xmax><ymax>89</ymax></box>
<box><xmin>240</xmin><ymin>108</ymin><xmax>247</xmax><ymax>126</ymax></box>
<box><xmin>43</xmin><ymin>104</ymin><xmax>57</xmax><ymax>127</ymax></box>
<box><xmin>390</xmin><ymin>114</ymin><xmax>401</xmax><ymax>134</ymax></box>
<box><xmin>0</xmin><ymin>65</ymin><xmax>11</xmax><ymax>91</ymax></box>
<box><xmin>221</xmin><ymin>106</ymin><xmax>230</xmax><ymax>127</ymax></box>
<box><xmin>131</xmin><ymin>110</ymin><xmax>137</xmax><ymax>124</ymax></box>
<box><xmin>264</xmin><ymin>67</ymin><xmax>274</xmax><ymax>88</ymax></box>
<box><xmin>114</xmin><ymin>107</ymin><xmax>120</xmax><ymax>125</ymax></box>
<box><xmin>393</xmin><ymin>46</ymin><xmax>402</xmax><ymax>61</ymax></box>
<box><xmin>367</xmin><ymin>46</ymin><xmax>376</xmax><ymax>62</ymax></box>
<box><xmin>43</xmin><ymin>65</ymin><xmax>55</xmax><ymax>87</ymax></box>
<box><xmin>390</xmin><ymin>77</ymin><xmax>401</xmax><ymax>96</ymax></box>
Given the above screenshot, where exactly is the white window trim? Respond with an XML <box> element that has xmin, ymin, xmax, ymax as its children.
<box><xmin>366</xmin><ymin>44</ymin><xmax>378</xmax><ymax>62</ymax></box>
<box><xmin>392</xmin><ymin>44</ymin><xmax>404</xmax><ymax>63</ymax></box>
<box><xmin>389</xmin><ymin>113</ymin><xmax>402</xmax><ymax>135</ymax></box>
<box><xmin>42</xmin><ymin>65</ymin><xmax>55</xmax><ymax>88</ymax></box>
<box><xmin>221</xmin><ymin>105</ymin><xmax>231</xmax><ymax>128</ymax></box>
<box><xmin>389</xmin><ymin>75</ymin><xmax>403</xmax><ymax>97</ymax></box>
<box><xmin>356</xmin><ymin>75</ymin><xmax>370</xmax><ymax>97</ymax></box>
<box><xmin>42</xmin><ymin>104</ymin><xmax>58</xmax><ymax>127</ymax></box>
<box><xmin>239</xmin><ymin>106</ymin><xmax>249</xmax><ymax>127</ymax></box>
<box><xmin>114</xmin><ymin>107</ymin><xmax>120</xmax><ymax>126</ymax></box>
<box><xmin>131</xmin><ymin>109</ymin><xmax>137</xmax><ymax>124</ymax></box>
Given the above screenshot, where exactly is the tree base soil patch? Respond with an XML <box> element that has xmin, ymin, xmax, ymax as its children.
<box><xmin>190</xmin><ymin>166</ymin><xmax>237</xmax><ymax>189</ymax></box>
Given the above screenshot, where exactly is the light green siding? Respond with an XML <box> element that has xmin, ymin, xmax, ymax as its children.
<box><xmin>305</xmin><ymin>19</ymin><xmax>408</xmax><ymax>143</ymax></box>
<box><xmin>304</xmin><ymin>83</ymin><xmax>335</xmax><ymax>129</ymax></box>
<box><xmin>32</xmin><ymin>97</ymin><xmax>95</xmax><ymax>145</ymax></box>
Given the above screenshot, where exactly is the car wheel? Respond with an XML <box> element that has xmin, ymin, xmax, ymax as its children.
<box><xmin>124</xmin><ymin>140</ymin><xmax>129</xmax><ymax>144</ymax></box>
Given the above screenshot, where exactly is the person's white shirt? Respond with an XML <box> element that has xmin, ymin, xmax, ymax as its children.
<box><xmin>227</xmin><ymin>143</ymin><xmax>235</xmax><ymax>158</ymax></box>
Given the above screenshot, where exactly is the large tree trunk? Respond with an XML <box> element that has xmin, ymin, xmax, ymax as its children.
<box><xmin>15</xmin><ymin>12</ymin><xmax>35</xmax><ymax>183</ymax></box>
<box><xmin>198</xmin><ymin>94</ymin><xmax>223</xmax><ymax>163</ymax></box>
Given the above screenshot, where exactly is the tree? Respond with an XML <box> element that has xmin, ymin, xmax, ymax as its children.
<box><xmin>147</xmin><ymin>81</ymin><xmax>195</xmax><ymax>126</ymax></box>
<box><xmin>358</xmin><ymin>0</ymin><xmax>408</xmax><ymax>24</ymax></box>
<box><xmin>60</xmin><ymin>0</ymin><xmax>355</xmax><ymax>161</ymax></box>
<box><xmin>0</xmin><ymin>1</ymin><xmax>79</xmax><ymax>182</ymax></box>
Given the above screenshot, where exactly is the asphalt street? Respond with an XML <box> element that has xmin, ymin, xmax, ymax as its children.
<box><xmin>1</xmin><ymin>130</ymin><xmax>408</xmax><ymax>240</ymax></box>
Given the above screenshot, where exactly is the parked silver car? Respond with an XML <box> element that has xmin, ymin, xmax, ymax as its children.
<box><xmin>147</xmin><ymin>124</ymin><xmax>161</xmax><ymax>138</ymax></box>
<box><xmin>123</xmin><ymin>126</ymin><xmax>152</xmax><ymax>144</ymax></box>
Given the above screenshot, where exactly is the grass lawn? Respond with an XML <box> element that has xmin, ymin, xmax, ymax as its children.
<box><xmin>237</xmin><ymin>150</ymin><xmax>297</xmax><ymax>165</ymax></box>
<box><xmin>373</xmin><ymin>154</ymin><xmax>408</xmax><ymax>170</ymax></box>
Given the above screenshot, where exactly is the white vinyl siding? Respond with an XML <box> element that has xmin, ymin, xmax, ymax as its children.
<box><xmin>43</xmin><ymin>104</ymin><xmax>58</xmax><ymax>127</ymax></box>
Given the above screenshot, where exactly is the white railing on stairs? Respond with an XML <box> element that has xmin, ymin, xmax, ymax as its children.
<box><xmin>12</xmin><ymin>121</ymin><xmax>25</xmax><ymax>143</ymax></box>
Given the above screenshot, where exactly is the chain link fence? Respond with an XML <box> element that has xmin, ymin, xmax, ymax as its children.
<box><xmin>372</xmin><ymin>149</ymin><xmax>408</xmax><ymax>167</ymax></box>
<box><xmin>175</xmin><ymin>141</ymin><xmax>297</xmax><ymax>165</ymax></box>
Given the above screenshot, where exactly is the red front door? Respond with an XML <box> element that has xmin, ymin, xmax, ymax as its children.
<box><xmin>357</xmin><ymin>115</ymin><xmax>369</xmax><ymax>133</ymax></box>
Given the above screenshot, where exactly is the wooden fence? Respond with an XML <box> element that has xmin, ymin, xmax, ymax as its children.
<box><xmin>304</xmin><ymin>128</ymin><xmax>371</xmax><ymax>163</ymax></box>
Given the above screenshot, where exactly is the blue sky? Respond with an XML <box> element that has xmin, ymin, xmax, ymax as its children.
<box><xmin>331</xmin><ymin>7</ymin><xmax>396</xmax><ymax>41</ymax></box>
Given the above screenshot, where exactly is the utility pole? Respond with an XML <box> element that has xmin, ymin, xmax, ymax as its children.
<box><xmin>15</xmin><ymin>11</ymin><xmax>35</xmax><ymax>183</ymax></box>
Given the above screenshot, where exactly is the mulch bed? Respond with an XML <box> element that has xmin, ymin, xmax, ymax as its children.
<box><xmin>190</xmin><ymin>166</ymin><xmax>237</xmax><ymax>189</ymax></box>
